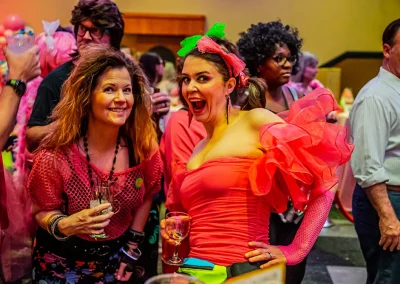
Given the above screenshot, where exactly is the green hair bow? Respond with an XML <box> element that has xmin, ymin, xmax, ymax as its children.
<box><xmin>177</xmin><ymin>22</ymin><xmax>227</xmax><ymax>57</ymax></box>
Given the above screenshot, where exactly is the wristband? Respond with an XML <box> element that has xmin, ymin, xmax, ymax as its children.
<box><xmin>127</xmin><ymin>229</ymin><xmax>145</xmax><ymax>244</ymax></box>
<box><xmin>50</xmin><ymin>215</ymin><xmax>69</xmax><ymax>241</ymax></box>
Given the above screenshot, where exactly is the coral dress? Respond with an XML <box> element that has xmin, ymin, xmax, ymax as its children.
<box><xmin>166</xmin><ymin>89</ymin><xmax>353</xmax><ymax>266</ymax></box>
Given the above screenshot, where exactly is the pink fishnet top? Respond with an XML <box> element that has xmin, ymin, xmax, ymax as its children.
<box><xmin>28</xmin><ymin>144</ymin><xmax>163</xmax><ymax>241</ymax></box>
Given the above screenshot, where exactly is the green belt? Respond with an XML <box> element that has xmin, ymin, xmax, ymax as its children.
<box><xmin>178</xmin><ymin>258</ymin><xmax>264</xmax><ymax>284</ymax></box>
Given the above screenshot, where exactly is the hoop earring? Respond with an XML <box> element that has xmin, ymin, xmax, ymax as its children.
<box><xmin>226</xmin><ymin>96</ymin><xmax>231</xmax><ymax>125</ymax></box>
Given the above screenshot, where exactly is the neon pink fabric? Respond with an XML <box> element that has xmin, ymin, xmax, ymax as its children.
<box><xmin>35</xmin><ymin>31</ymin><xmax>76</xmax><ymax>78</ymax></box>
<box><xmin>166</xmin><ymin>88</ymin><xmax>354</xmax><ymax>266</ymax></box>
<box><xmin>278</xmin><ymin>190</ymin><xmax>334</xmax><ymax>265</ymax></box>
<box><xmin>28</xmin><ymin>145</ymin><xmax>163</xmax><ymax>241</ymax></box>
<box><xmin>161</xmin><ymin>110</ymin><xmax>206</xmax><ymax>211</ymax></box>
<box><xmin>197</xmin><ymin>37</ymin><xmax>245</xmax><ymax>77</ymax></box>
<box><xmin>1</xmin><ymin>168</ymin><xmax>36</xmax><ymax>281</ymax></box>
<box><xmin>0</xmin><ymin>155</ymin><xmax>8</xmax><ymax>230</ymax></box>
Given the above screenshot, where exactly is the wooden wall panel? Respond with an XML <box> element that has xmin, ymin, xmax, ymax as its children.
<box><xmin>122</xmin><ymin>13</ymin><xmax>206</xmax><ymax>55</ymax></box>
<box><xmin>123</xmin><ymin>13</ymin><xmax>205</xmax><ymax>36</ymax></box>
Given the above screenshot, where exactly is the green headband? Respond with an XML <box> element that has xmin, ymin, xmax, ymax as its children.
<box><xmin>177</xmin><ymin>22</ymin><xmax>227</xmax><ymax>57</ymax></box>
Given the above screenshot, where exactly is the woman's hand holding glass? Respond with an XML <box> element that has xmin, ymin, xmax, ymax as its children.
<box><xmin>161</xmin><ymin>212</ymin><xmax>191</xmax><ymax>265</ymax></box>
<box><xmin>57</xmin><ymin>203</ymin><xmax>114</xmax><ymax>237</ymax></box>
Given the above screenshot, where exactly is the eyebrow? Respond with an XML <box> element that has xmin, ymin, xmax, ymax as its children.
<box><xmin>181</xmin><ymin>71</ymin><xmax>211</xmax><ymax>76</ymax></box>
<box><xmin>102</xmin><ymin>83</ymin><xmax>132</xmax><ymax>88</ymax></box>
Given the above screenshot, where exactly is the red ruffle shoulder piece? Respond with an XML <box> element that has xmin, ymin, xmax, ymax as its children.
<box><xmin>249</xmin><ymin>88</ymin><xmax>354</xmax><ymax>212</ymax></box>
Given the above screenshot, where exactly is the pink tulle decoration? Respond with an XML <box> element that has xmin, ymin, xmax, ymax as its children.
<box><xmin>196</xmin><ymin>36</ymin><xmax>245</xmax><ymax>77</ymax></box>
<box><xmin>35</xmin><ymin>31</ymin><xmax>76</xmax><ymax>77</ymax></box>
<box><xmin>13</xmin><ymin>30</ymin><xmax>76</xmax><ymax>189</ymax></box>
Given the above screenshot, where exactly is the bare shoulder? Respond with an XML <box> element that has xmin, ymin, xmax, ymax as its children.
<box><xmin>243</xmin><ymin>108</ymin><xmax>285</xmax><ymax>130</ymax></box>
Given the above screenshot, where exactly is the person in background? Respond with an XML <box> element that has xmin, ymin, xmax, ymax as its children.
<box><xmin>157</xmin><ymin>61</ymin><xmax>180</xmax><ymax>115</ymax></box>
<box><xmin>140</xmin><ymin>52</ymin><xmax>171</xmax><ymax>122</ymax></box>
<box><xmin>28</xmin><ymin>45</ymin><xmax>162</xmax><ymax>283</ymax></box>
<box><xmin>121</xmin><ymin>45</ymin><xmax>134</xmax><ymax>62</ymax></box>
<box><xmin>350</xmin><ymin>18</ymin><xmax>400</xmax><ymax>284</ymax></box>
<box><xmin>26</xmin><ymin>0</ymin><xmax>125</xmax><ymax>152</ymax></box>
<box><xmin>0</xmin><ymin>45</ymin><xmax>40</xmax><ymax>282</ymax></box>
<box><xmin>0</xmin><ymin>21</ymin><xmax>76</xmax><ymax>283</ymax></box>
<box><xmin>289</xmin><ymin>51</ymin><xmax>324</xmax><ymax>95</ymax></box>
<box><xmin>237</xmin><ymin>21</ymin><xmax>303</xmax><ymax>116</ymax></box>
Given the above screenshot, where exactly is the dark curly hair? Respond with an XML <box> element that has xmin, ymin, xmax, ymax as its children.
<box><xmin>237</xmin><ymin>21</ymin><xmax>303</xmax><ymax>76</ymax></box>
<box><xmin>70</xmin><ymin>0</ymin><xmax>124</xmax><ymax>50</ymax></box>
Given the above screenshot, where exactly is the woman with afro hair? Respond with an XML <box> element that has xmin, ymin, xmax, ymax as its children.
<box><xmin>237</xmin><ymin>21</ymin><xmax>303</xmax><ymax>115</ymax></box>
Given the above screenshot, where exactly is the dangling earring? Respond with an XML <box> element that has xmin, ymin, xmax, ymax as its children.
<box><xmin>188</xmin><ymin>108</ymin><xmax>193</xmax><ymax>128</ymax></box>
<box><xmin>226</xmin><ymin>95</ymin><xmax>231</xmax><ymax>125</ymax></box>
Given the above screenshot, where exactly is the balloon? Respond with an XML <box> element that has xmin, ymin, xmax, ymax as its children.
<box><xmin>0</xmin><ymin>26</ymin><xmax>4</xmax><ymax>36</ymax></box>
<box><xmin>3</xmin><ymin>14</ymin><xmax>25</xmax><ymax>31</ymax></box>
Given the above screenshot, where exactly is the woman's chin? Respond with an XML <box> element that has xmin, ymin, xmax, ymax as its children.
<box><xmin>107</xmin><ymin>118</ymin><xmax>127</xmax><ymax>127</ymax></box>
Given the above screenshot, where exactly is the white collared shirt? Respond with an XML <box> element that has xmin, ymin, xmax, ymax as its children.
<box><xmin>350</xmin><ymin>67</ymin><xmax>400</xmax><ymax>188</ymax></box>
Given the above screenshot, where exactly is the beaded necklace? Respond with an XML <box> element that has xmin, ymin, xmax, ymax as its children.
<box><xmin>83</xmin><ymin>136</ymin><xmax>120</xmax><ymax>187</ymax></box>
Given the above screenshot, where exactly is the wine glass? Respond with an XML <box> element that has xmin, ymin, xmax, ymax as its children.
<box><xmin>145</xmin><ymin>273</ymin><xmax>204</xmax><ymax>284</ymax></box>
<box><xmin>164</xmin><ymin>212</ymin><xmax>191</xmax><ymax>266</ymax></box>
<box><xmin>89</xmin><ymin>180</ymin><xmax>114</xmax><ymax>239</ymax></box>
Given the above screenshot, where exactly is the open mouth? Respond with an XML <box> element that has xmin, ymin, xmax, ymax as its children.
<box><xmin>189</xmin><ymin>99</ymin><xmax>206</xmax><ymax>114</ymax></box>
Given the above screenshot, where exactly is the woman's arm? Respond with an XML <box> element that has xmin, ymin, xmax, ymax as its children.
<box><xmin>129</xmin><ymin>196</ymin><xmax>153</xmax><ymax>233</ymax></box>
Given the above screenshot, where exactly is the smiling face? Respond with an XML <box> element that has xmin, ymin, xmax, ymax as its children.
<box><xmin>90</xmin><ymin>67</ymin><xmax>134</xmax><ymax>127</ymax></box>
<box><xmin>181</xmin><ymin>55</ymin><xmax>235</xmax><ymax>125</ymax></box>
<box><xmin>258</xmin><ymin>43</ymin><xmax>294</xmax><ymax>87</ymax></box>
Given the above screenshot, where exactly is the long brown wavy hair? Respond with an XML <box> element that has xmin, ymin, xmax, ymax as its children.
<box><xmin>41</xmin><ymin>44</ymin><xmax>157</xmax><ymax>162</ymax></box>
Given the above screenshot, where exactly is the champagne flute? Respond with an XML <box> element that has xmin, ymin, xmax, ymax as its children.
<box><xmin>89</xmin><ymin>180</ymin><xmax>113</xmax><ymax>239</ymax></box>
<box><xmin>164</xmin><ymin>212</ymin><xmax>191</xmax><ymax>266</ymax></box>
<box><xmin>145</xmin><ymin>273</ymin><xmax>204</xmax><ymax>284</ymax></box>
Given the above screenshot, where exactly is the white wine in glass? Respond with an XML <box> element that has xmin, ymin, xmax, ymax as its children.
<box><xmin>164</xmin><ymin>212</ymin><xmax>191</xmax><ymax>266</ymax></box>
<box><xmin>89</xmin><ymin>181</ymin><xmax>113</xmax><ymax>239</ymax></box>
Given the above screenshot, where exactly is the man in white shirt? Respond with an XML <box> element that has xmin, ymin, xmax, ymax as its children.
<box><xmin>350</xmin><ymin>18</ymin><xmax>400</xmax><ymax>284</ymax></box>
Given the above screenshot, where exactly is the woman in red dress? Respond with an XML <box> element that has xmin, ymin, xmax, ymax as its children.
<box><xmin>161</xmin><ymin>34</ymin><xmax>353</xmax><ymax>284</ymax></box>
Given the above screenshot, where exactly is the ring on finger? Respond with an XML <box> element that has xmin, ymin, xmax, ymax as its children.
<box><xmin>267</xmin><ymin>251</ymin><xmax>273</xmax><ymax>260</ymax></box>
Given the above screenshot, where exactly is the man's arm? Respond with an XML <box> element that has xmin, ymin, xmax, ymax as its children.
<box><xmin>350</xmin><ymin>96</ymin><xmax>400</xmax><ymax>250</ymax></box>
<box><xmin>365</xmin><ymin>183</ymin><xmax>400</xmax><ymax>251</ymax></box>
<box><xmin>26</xmin><ymin>123</ymin><xmax>55</xmax><ymax>152</ymax></box>
<box><xmin>0</xmin><ymin>46</ymin><xmax>40</xmax><ymax>150</ymax></box>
